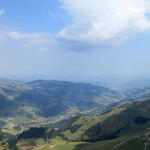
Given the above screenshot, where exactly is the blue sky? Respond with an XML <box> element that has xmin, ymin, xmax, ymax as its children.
<box><xmin>0</xmin><ymin>0</ymin><xmax>70</xmax><ymax>33</ymax></box>
<box><xmin>0</xmin><ymin>0</ymin><xmax>150</xmax><ymax>81</ymax></box>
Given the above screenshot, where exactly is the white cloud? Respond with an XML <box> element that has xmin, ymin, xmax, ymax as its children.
<box><xmin>2</xmin><ymin>0</ymin><xmax>150</xmax><ymax>51</ymax></box>
<box><xmin>8</xmin><ymin>31</ymin><xmax>51</xmax><ymax>45</ymax></box>
<box><xmin>0</xmin><ymin>30</ymin><xmax>57</xmax><ymax>51</ymax></box>
<box><xmin>57</xmin><ymin>0</ymin><xmax>150</xmax><ymax>48</ymax></box>
<box><xmin>0</xmin><ymin>9</ymin><xmax>4</xmax><ymax>17</ymax></box>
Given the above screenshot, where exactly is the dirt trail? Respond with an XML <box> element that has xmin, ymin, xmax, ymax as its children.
<box><xmin>111</xmin><ymin>136</ymin><xmax>136</xmax><ymax>150</ymax></box>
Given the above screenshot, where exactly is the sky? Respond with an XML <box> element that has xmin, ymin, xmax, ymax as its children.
<box><xmin>0</xmin><ymin>0</ymin><xmax>150</xmax><ymax>81</ymax></box>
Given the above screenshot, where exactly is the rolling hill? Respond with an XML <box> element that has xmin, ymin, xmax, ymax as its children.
<box><xmin>6</xmin><ymin>97</ymin><xmax>150</xmax><ymax>150</ymax></box>
<box><xmin>1</xmin><ymin>80</ymin><xmax>150</xmax><ymax>149</ymax></box>
<box><xmin>0</xmin><ymin>80</ymin><xmax>123</xmax><ymax>128</ymax></box>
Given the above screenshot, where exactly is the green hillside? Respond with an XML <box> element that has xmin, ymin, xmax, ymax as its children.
<box><xmin>4</xmin><ymin>97</ymin><xmax>149</xmax><ymax>150</ymax></box>
<box><xmin>60</xmin><ymin>98</ymin><xmax>150</xmax><ymax>142</ymax></box>
<box><xmin>1</xmin><ymin>79</ymin><xmax>150</xmax><ymax>128</ymax></box>
<box><xmin>0</xmin><ymin>80</ymin><xmax>123</xmax><ymax>128</ymax></box>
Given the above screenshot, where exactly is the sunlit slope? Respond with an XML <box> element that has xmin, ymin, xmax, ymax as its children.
<box><xmin>6</xmin><ymin>98</ymin><xmax>150</xmax><ymax>150</ymax></box>
<box><xmin>75</xmin><ymin>132</ymin><xmax>150</xmax><ymax>150</ymax></box>
<box><xmin>61</xmin><ymin>98</ymin><xmax>150</xmax><ymax>142</ymax></box>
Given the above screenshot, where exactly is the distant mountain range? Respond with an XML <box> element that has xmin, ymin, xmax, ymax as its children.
<box><xmin>0</xmin><ymin>79</ymin><xmax>150</xmax><ymax>125</ymax></box>
<box><xmin>0</xmin><ymin>80</ymin><xmax>122</xmax><ymax>126</ymax></box>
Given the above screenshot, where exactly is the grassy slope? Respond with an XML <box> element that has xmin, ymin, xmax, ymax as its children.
<box><xmin>61</xmin><ymin>98</ymin><xmax>150</xmax><ymax>141</ymax></box>
<box><xmin>14</xmin><ymin>98</ymin><xmax>150</xmax><ymax>150</ymax></box>
<box><xmin>62</xmin><ymin>108</ymin><xmax>125</xmax><ymax>141</ymax></box>
<box><xmin>74</xmin><ymin>126</ymin><xmax>149</xmax><ymax>150</ymax></box>
<box><xmin>2</xmin><ymin>98</ymin><xmax>150</xmax><ymax>150</ymax></box>
<box><xmin>16</xmin><ymin>136</ymin><xmax>83</xmax><ymax>150</ymax></box>
<box><xmin>45</xmin><ymin>98</ymin><xmax>150</xmax><ymax>150</ymax></box>
<box><xmin>15</xmin><ymin>126</ymin><xmax>150</xmax><ymax>150</ymax></box>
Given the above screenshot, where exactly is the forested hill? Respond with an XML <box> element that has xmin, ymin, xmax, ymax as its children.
<box><xmin>0</xmin><ymin>80</ymin><xmax>121</xmax><ymax>119</ymax></box>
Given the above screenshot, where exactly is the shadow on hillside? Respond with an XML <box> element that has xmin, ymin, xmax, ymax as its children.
<box><xmin>74</xmin><ymin>143</ymin><xmax>91</xmax><ymax>150</ymax></box>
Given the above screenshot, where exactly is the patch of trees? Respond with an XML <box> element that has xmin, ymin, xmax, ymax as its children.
<box><xmin>84</xmin><ymin>123</ymin><xmax>102</xmax><ymax>141</ymax></box>
<box><xmin>18</xmin><ymin>127</ymin><xmax>46</xmax><ymax>139</ymax></box>
<box><xmin>134</xmin><ymin>116</ymin><xmax>150</xmax><ymax>124</ymax></box>
<box><xmin>18</xmin><ymin>127</ymin><xmax>59</xmax><ymax>141</ymax></box>
<box><xmin>83</xmin><ymin>123</ymin><xmax>131</xmax><ymax>142</ymax></box>
<box><xmin>70</xmin><ymin>124</ymin><xmax>83</xmax><ymax>133</ymax></box>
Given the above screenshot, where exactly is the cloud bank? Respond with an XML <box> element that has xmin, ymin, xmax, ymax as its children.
<box><xmin>1</xmin><ymin>0</ymin><xmax>150</xmax><ymax>52</ymax></box>
<box><xmin>57</xmin><ymin>0</ymin><xmax>150</xmax><ymax>49</ymax></box>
